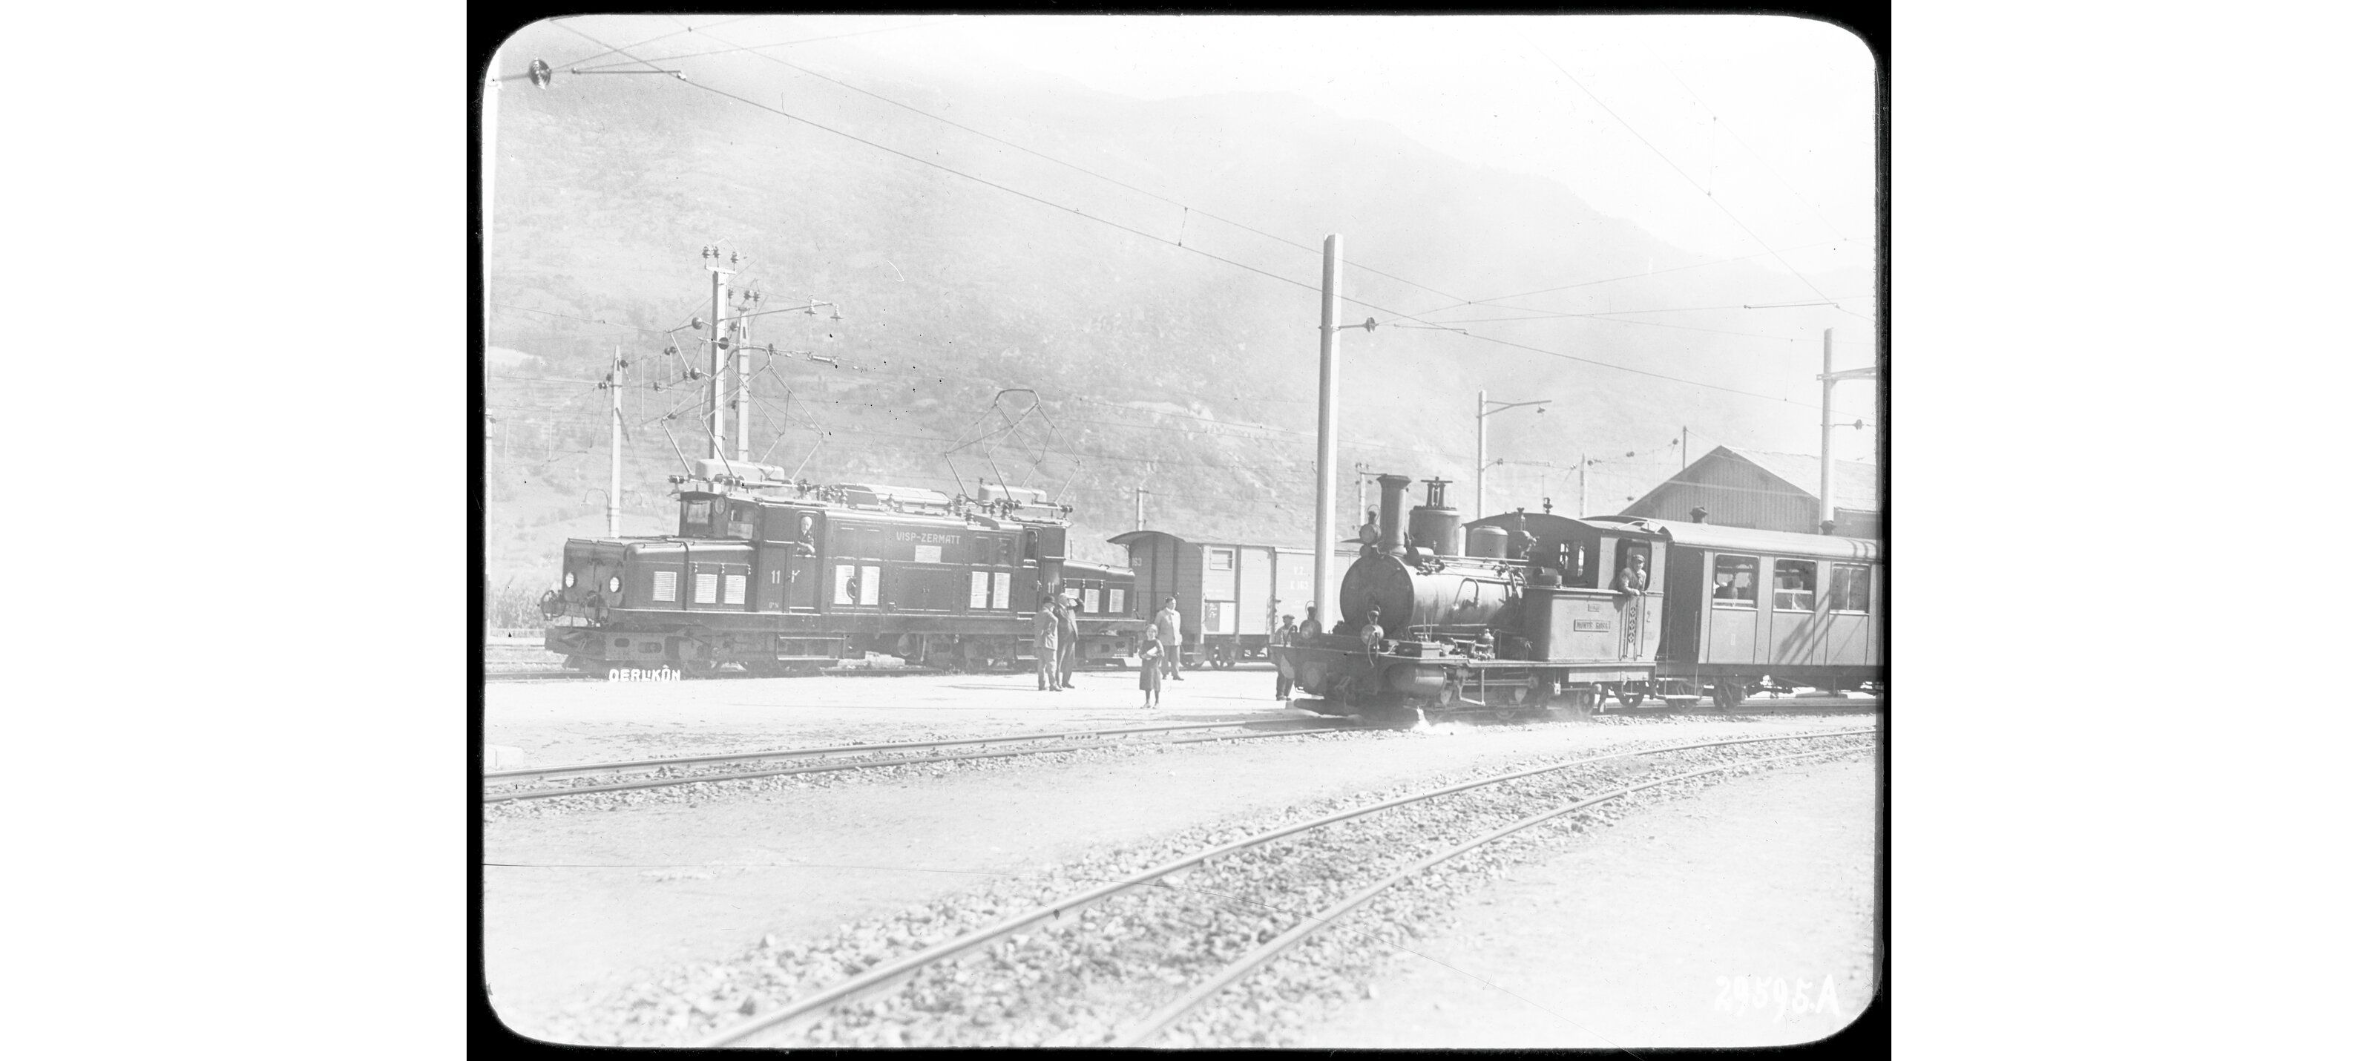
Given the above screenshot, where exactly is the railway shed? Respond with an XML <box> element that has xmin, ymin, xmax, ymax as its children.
<box><xmin>1619</xmin><ymin>446</ymin><xmax>1880</xmax><ymax>538</ymax></box>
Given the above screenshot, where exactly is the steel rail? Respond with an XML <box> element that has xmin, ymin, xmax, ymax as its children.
<box><xmin>483</xmin><ymin>727</ymin><xmax>1353</xmax><ymax>803</ymax></box>
<box><xmin>487</xmin><ymin>719</ymin><xmax>1332</xmax><ymax>781</ymax></box>
<box><xmin>1112</xmin><ymin>745</ymin><xmax>1858</xmax><ymax>1046</ymax></box>
<box><xmin>691</xmin><ymin>727</ymin><xmax>1874</xmax><ymax>1048</ymax></box>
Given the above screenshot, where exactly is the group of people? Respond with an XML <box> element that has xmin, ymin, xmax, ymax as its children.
<box><xmin>1132</xmin><ymin>595</ymin><xmax>1187</xmax><ymax>707</ymax></box>
<box><xmin>1037</xmin><ymin>594</ymin><xmax>1195</xmax><ymax>707</ymax></box>
<box><xmin>1033</xmin><ymin>590</ymin><xmax>1086</xmax><ymax>692</ymax></box>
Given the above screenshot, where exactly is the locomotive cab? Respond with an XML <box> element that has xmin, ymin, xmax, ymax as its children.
<box><xmin>1282</xmin><ymin>474</ymin><xmax>1665</xmax><ymax>718</ymax></box>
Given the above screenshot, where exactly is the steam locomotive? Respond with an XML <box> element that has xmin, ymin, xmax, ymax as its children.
<box><xmin>539</xmin><ymin>458</ymin><xmax>1138</xmax><ymax>677</ymax></box>
<box><xmin>1276</xmin><ymin>473</ymin><xmax>1882</xmax><ymax>718</ymax></box>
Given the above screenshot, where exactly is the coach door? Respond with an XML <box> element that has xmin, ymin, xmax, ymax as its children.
<box><xmin>829</xmin><ymin>522</ymin><xmax>882</xmax><ymax>614</ymax></box>
<box><xmin>1702</xmin><ymin>552</ymin><xmax>1764</xmax><ymax>664</ymax></box>
<box><xmin>753</xmin><ymin>510</ymin><xmax>823</xmax><ymax>613</ymax></box>
<box><xmin>783</xmin><ymin>511</ymin><xmax>824</xmax><ymax>612</ymax></box>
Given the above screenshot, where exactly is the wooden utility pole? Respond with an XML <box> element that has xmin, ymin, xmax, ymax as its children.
<box><xmin>1475</xmin><ymin>389</ymin><xmax>1487</xmax><ymax>518</ymax></box>
<box><xmin>1312</xmin><ymin>235</ymin><xmax>1342</xmax><ymax>629</ymax></box>
<box><xmin>1578</xmin><ymin>453</ymin><xmax>1589</xmax><ymax>519</ymax></box>
<box><xmin>704</xmin><ymin>246</ymin><xmax>734</xmax><ymax>461</ymax></box>
<box><xmin>608</xmin><ymin>344</ymin><xmax>623</xmax><ymax>536</ymax></box>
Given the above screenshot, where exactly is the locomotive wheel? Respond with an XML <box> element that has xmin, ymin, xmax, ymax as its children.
<box><xmin>1712</xmin><ymin>680</ymin><xmax>1746</xmax><ymax>711</ymax></box>
<box><xmin>1211</xmin><ymin>644</ymin><xmax>1235</xmax><ymax>670</ymax></box>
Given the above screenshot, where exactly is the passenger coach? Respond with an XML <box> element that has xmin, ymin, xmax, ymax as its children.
<box><xmin>1465</xmin><ymin>512</ymin><xmax>1882</xmax><ymax>708</ymax></box>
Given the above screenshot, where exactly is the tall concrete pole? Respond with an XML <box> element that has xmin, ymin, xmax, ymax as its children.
<box><xmin>1819</xmin><ymin>328</ymin><xmax>1834</xmax><ymax>534</ymax></box>
<box><xmin>1135</xmin><ymin>485</ymin><xmax>1145</xmax><ymax>531</ymax></box>
<box><xmin>608</xmin><ymin>344</ymin><xmax>623</xmax><ymax>536</ymax></box>
<box><xmin>707</xmin><ymin>255</ymin><xmax>732</xmax><ymax>461</ymax></box>
<box><xmin>1475</xmin><ymin>389</ymin><xmax>1487</xmax><ymax>519</ymax></box>
<box><xmin>1312</xmin><ymin>235</ymin><xmax>1343</xmax><ymax>630</ymax></box>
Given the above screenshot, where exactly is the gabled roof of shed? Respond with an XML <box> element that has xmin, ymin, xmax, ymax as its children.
<box><xmin>1589</xmin><ymin>516</ymin><xmax>1882</xmax><ymax>561</ymax></box>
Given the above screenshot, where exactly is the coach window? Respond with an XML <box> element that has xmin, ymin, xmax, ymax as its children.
<box><xmin>1209</xmin><ymin>548</ymin><xmax>1235</xmax><ymax>572</ymax></box>
<box><xmin>1828</xmin><ymin>564</ymin><xmax>1872</xmax><ymax>613</ymax></box>
<box><xmin>1710</xmin><ymin>555</ymin><xmax>1758</xmax><ymax>605</ymax></box>
<box><xmin>1772</xmin><ymin>559</ymin><xmax>1817</xmax><ymax>612</ymax></box>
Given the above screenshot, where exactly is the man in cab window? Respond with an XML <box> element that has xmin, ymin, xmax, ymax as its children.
<box><xmin>1614</xmin><ymin>550</ymin><xmax>1650</xmax><ymax>597</ymax></box>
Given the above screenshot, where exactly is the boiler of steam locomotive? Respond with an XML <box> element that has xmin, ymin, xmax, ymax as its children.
<box><xmin>1279</xmin><ymin>472</ymin><xmax>1663</xmax><ymax>717</ymax></box>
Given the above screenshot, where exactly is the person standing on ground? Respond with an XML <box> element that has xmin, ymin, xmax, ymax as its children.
<box><xmin>1155</xmin><ymin>596</ymin><xmax>1184</xmax><ymax>681</ymax></box>
<box><xmin>1138</xmin><ymin>626</ymin><xmax>1164</xmax><ymax>709</ymax></box>
<box><xmin>1271</xmin><ymin>614</ymin><xmax>1297</xmax><ymax>700</ymax></box>
<box><xmin>1035</xmin><ymin>594</ymin><xmax>1062</xmax><ymax>692</ymax></box>
<box><xmin>1056</xmin><ymin>593</ymin><xmax>1081</xmax><ymax>690</ymax></box>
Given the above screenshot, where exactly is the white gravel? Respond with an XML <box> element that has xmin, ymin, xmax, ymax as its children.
<box><xmin>534</xmin><ymin>732</ymin><xmax>1874</xmax><ymax>1047</ymax></box>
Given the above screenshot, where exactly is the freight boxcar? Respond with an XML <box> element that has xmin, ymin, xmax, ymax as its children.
<box><xmin>1107</xmin><ymin>531</ymin><xmax>1352</xmax><ymax>668</ymax></box>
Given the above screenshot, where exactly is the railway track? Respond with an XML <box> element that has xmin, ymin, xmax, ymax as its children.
<box><xmin>481</xmin><ymin>718</ymin><xmax>1358</xmax><ymax>804</ymax></box>
<box><xmin>686</xmin><ymin>727</ymin><xmax>1875</xmax><ymax>1049</ymax></box>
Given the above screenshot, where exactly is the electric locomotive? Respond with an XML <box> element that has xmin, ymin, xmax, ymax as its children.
<box><xmin>540</xmin><ymin>458</ymin><xmax>1137</xmax><ymax>677</ymax></box>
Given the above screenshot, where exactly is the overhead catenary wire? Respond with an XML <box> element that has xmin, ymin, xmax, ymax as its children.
<box><xmin>1636</xmin><ymin>38</ymin><xmax>1859</xmax><ymax>247</ymax></box>
<box><xmin>694</xmin><ymin>25</ymin><xmax>1477</xmax><ymax>307</ymax></box>
<box><xmin>565</xmin><ymin>17</ymin><xmax>956</xmax><ymax>73</ymax></box>
<box><xmin>1533</xmin><ymin>49</ymin><xmax>1858</xmax><ymax>319</ymax></box>
<box><xmin>511</xmin><ymin>22</ymin><xmax>1882</xmax><ymax>512</ymax></box>
<box><xmin>546</xmin><ymin>22</ymin><xmax>1874</xmax><ymax>413</ymax></box>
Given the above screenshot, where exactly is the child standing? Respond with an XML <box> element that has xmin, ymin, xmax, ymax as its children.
<box><xmin>1138</xmin><ymin>627</ymin><xmax>1164</xmax><ymax>709</ymax></box>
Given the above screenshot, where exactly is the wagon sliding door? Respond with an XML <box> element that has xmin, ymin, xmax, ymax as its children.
<box><xmin>1237</xmin><ymin>548</ymin><xmax>1273</xmax><ymax>637</ymax></box>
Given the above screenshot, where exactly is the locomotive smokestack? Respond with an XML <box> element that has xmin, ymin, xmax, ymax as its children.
<box><xmin>1377</xmin><ymin>474</ymin><xmax>1411</xmax><ymax>556</ymax></box>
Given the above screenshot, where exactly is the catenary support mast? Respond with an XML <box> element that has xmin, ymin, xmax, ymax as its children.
<box><xmin>1312</xmin><ymin>235</ymin><xmax>1343</xmax><ymax>629</ymax></box>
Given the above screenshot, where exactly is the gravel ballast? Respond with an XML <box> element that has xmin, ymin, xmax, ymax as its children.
<box><xmin>531</xmin><ymin>731</ymin><xmax>1874</xmax><ymax>1047</ymax></box>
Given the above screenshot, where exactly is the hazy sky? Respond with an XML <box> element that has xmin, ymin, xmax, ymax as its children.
<box><xmin>914</xmin><ymin>16</ymin><xmax>1862</xmax><ymax>263</ymax></box>
<box><xmin>671</xmin><ymin>14</ymin><xmax>1878</xmax><ymax>267</ymax></box>
<box><xmin>506</xmin><ymin>13</ymin><xmax>1881</xmax><ymax>464</ymax></box>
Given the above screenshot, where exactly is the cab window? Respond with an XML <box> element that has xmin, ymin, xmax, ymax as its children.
<box><xmin>1711</xmin><ymin>555</ymin><xmax>1758</xmax><ymax>605</ymax></box>
<box><xmin>1828</xmin><ymin>564</ymin><xmax>1872</xmax><ymax>613</ymax></box>
<box><xmin>1612</xmin><ymin>539</ymin><xmax>1651</xmax><ymax>590</ymax></box>
<box><xmin>1772</xmin><ymin>559</ymin><xmax>1817</xmax><ymax>612</ymax></box>
<box><xmin>680</xmin><ymin>499</ymin><xmax>715</xmax><ymax>536</ymax></box>
<box><xmin>726</xmin><ymin>503</ymin><xmax>756</xmax><ymax>540</ymax></box>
